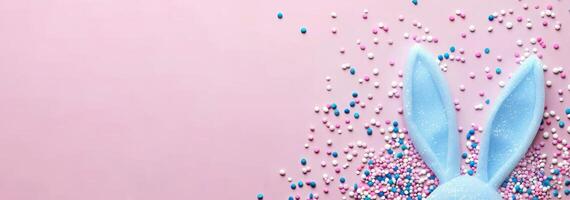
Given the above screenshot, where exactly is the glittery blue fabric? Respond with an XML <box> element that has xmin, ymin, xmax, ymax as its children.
<box><xmin>403</xmin><ymin>46</ymin><xmax>544</xmax><ymax>200</ymax></box>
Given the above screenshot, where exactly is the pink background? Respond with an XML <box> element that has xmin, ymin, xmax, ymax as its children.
<box><xmin>0</xmin><ymin>0</ymin><xmax>568</xmax><ymax>199</ymax></box>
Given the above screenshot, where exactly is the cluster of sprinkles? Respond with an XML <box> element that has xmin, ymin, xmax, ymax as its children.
<box><xmin>264</xmin><ymin>1</ymin><xmax>569</xmax><ymax>199</ymax></box>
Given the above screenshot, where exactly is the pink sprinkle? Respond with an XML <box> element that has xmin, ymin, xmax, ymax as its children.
<box><xmin>553</xmin><ymin>43</ymin><xmax>560</xmax><ymax>50</ymax></box>
<box><xmin>475</xmin><ymin>52</ymin><xmax>482</xmax><ymax>58</ymax></box>
<box><xmin>372</xmin><ymin>27</ymin><xmax>379</xmax><ymax>34</ymax></box>
<box><xmin>449</xmin><ymin>16</ymin><xmax>455</xmax><ymax>21</ymax></box>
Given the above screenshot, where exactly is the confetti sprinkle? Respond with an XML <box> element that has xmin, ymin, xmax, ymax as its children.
<box><xmin>267</xmin><ymin>1</ymin><xmax>568</xmax><ymax>199</ymax></box>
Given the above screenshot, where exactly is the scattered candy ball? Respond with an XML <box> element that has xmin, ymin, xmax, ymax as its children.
<box><xmin>300</xmin><ymin>26</ymin><xmax>307</xmax><ymax>34</ymax></box>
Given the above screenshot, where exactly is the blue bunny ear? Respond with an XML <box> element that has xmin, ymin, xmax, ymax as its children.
<box><xmin>476</xmin><ymin>56</ymin><xmax>545</xmax><ymax>188</ymax></box>
<box><xmin>403</xmin><ymin>46</ymin><xmax>460</xmax><ymax>183</ymax></box>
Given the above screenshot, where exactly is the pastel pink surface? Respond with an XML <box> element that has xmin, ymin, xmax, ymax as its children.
<box><xmin>0</xmin><ymin>0</ymin><xmax>568</xmax><ymax>199</ymax></box>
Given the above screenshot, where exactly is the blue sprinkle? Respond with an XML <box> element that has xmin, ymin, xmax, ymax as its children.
<box><xmin>340</xmin><ymin>177</ymin><xmax>346</xmax><ymax>183</ymax></box>
<box><xmin>444</xmin><ymin>53</ymin><xmax>450</xmax><ymax>59</ymax></box>
<box><xmin>393</xmin><ymin>121</ymin><xmax>399</xmax><ymax>127</ymax></box>
<box><xmin>378</xmin><ymin>191</ymin><xmax>385</xmax><ymax>197</ymax></box>
<box><xmin>553</xmin><ymin>168</ymin><xmax>561</xmax><ymax>175</ymax></box>
<box><xmin>366</xmin><ymin>127</ymin><xmax>373</xmax><ymax>135</ymax></box>
<box><xmin>288</xmin><ymin>196</ymin><xmax>294</xmax><ymax>200</ymax></box>
<box><xmin>468</xmin><ymin>129</ymin><xmax>475</xmax><ymax>135</ymax></box>
<box><xmin>565</xmin><ymin>189</ymin><xmax>570</xmax><ymax>196</ymax></box>
<box><xmin>332</xmin><ymin>151</ymin><xmax>338</xmax><ymax>158</ymax></box>
<box><xmin>387</xmin><ymin>149</ymin><xmax>394</xmax><ymax>154</ymax></box>
<box><xmin>543</xmin><ymin>180</ymin><xmax>551</xmax><ymax>186</ymax></box>
<box><xmin>257</xmin><ymin>193</ymin><xmax>264</xmax><ymax>200</ymax></box>
<box><xmin>485</xmin><ymin>99</ymin><xmax>491</xmax><ymax>105</ymax></box>
<box><xmin>553</xmin><ymin>190</ymin><xmax>559</xmax><ymax>197</ymax></box>
<box><xmin>564</xmin><ymin>180</ymin><xmax>570</xmax><ymax>186</ymax></box>
<box><xmin>277</xmin><ymin>12</ymin><xmax>284</xmax><ymax>19</ymax></box>
<box><xmin>462</xmin><ymin>152</ymin><xmax>468</xmax><ymax>159</ymax></box>
<box><xmin>297</xmin><ymin>181</ymin><xmax>304</xmax><ymax>187</ymax></box>
<box><xmin>300</xmin><ymin>158</ymin><xmax>307</xmax><ymax>166</ymax></box>
<box><xmin>349</xmin><ymin>67</ymin><xmax>356</xmax><ymax>75</ymax></box>
<box><xmin>566</xmin><ymin>108</ymin><xmax>570</xmax><ymax>114</ymax></box>
<box><xmin>394</xmin><ymin>127</ymin><xmax>400</xmax><ymax>133</ymax></box>
<box><xmin>411</xmin><ymin>0</ymin><xmax>418</xmax><ymax>5</ymax></box>
<box><xmin>354</xmin><ymin>112</ymin><xmax>360</xmax><ymax>119</ymax></box>
<box><xmin>352</xmin><ymin>92</ymin><xmax>358</xmax><ymax>98</ymax></box>
<box><xmin>438</xmin><ymin>55</ymin><xmax>444</xmax><ymax>61</ymax></box>
<box><xmin>496</xmin><ymin>67</ymin><xmax>502</xmax><ymax>74</ymax></box>
<box><xmin>471</xmin><ymin>142</ymin><xmax>478</xmax><ymax>148</ymax></box>
<box><xmin>290</xmin><ymin>183</ymin><xmax>297</xmax><ymax>190</ymax></box>
<box><xmin>559</xmin><ymin>121</ymin><xmax>565</xmax><ymax>128</ymax></box>
<box><xmin>469</xmin><ymin>161</ymin><xmax>476</xmax><ymax>167</ymax></box>
<box><xmin>309</xmin><ymin>181</ymin><xmax>316</xmax><ymax>188</ymax></box>
<box><xmin>467</xmin><ymin>169</ymin><xmax>474</xmax><ymax>176</ymax></box>
<box><xmin>300</xmin><ymin>26</ymin><xmax>307</xmax><ymax>34</ymax></box>
<box><xmin>349</xmin><ymin>101</ymin><xmax>356</xmax><ymax>107</ymax></box>
<box><xmin>334</xmin><ymin>109</ymin><xmax>340</xmax><ymax>116</ymax></box>
<box><xmin>484</xmin><ymin>48</ymin><xmax>490</xmax><ymax>54</ymax></box>
<box><xmin>488</xmin><ymin>15</ymin><xmax>495</xmax><ymax>21</ymax></box>
<box><xmin>450</xmin><ymin>46</ymin><xmax>456</xmax><ymax>52</ymax></box>
<box><xmin>331</xmin><ymin>103</ymin><xmax>337</xmax><ymax>109</ymax></box>
<box><xmin>344</xmin><ymin>108</ymin><xmax>350</xmax><ymax>114</ymax></box>
<box><xmin>396</xmin><ymin>152</ymin><xmax>404</xmax><ymax>159</ymax></box>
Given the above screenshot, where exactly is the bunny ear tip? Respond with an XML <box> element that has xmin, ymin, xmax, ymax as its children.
<box><xmin>525</xmin><ymin>55</ymin><xmax>540</xmax><ymax>63</ymax></box>
<box><xmin>409</xmin><ymin>45</ymin><xmax>430</xmax><ymax>58</ymax></box>
<box><xmin>522</xmin><ymin>55</ymin><xmax>542</xmax><ymax>70</ymax></box>
<box><xmin>519</xmin><ymin>55</ymin><xmax>544</xmax><ymax>79</ymax></box>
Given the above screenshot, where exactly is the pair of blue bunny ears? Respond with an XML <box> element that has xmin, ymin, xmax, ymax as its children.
<box><xmin>403</xmin><ymin>46</ymin><xmax>545</xmax><ymax>188</ymax></box>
